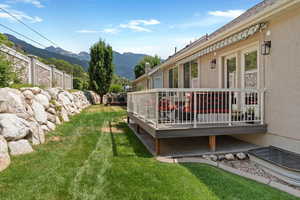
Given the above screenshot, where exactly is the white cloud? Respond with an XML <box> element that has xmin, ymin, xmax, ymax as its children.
<box><xmin>7</xmin><ymin>0</ymin><xmax>44</xmax><ymax>8</ymax></box>
<box><xmin>76</xmin><ymin>30</ymin><xmax>99</xmax><ymax>34</ymax></box>
<box><xmin>120</xmin><ymin>19</ymin><xmax>160</xmax><ymax>32</ymax></box>
<box><xmin>76</xmin><ymin>28</ymin><xmax>119</xmax><ymax>34</ymax></box>
<box><xmin>208</xmin><ymin>9</ymin><xmax>245</xmax><ymax>18</ymax></box>
<box><xmin>102</xmin><ymin>28</ymin><xmax>119</xmax><ymax>34</ymax></box>
<box><xmin>0</xmin><ymin>4</ymin><xmax>43</xmax><ymax>23</ymax></box>
<box><xmin>171</xmin><ymin>9</ymin><xmax>245</xmax><ymax>29</ymax></box>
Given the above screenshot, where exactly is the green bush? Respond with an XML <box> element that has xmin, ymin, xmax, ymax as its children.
<box><xmin>109</xmin><ymin>84</ymin><xmax>123</xmax><ymax>93</ymax></box>
<box><xmin>73</xmin><ymin>77</ymin><xmax>89</xmax><ymax>91</ymax></box>
<box><xmin>0</xmin><ymin>55</ymin><xmax>13</xmax><ymax>88</ymax></box>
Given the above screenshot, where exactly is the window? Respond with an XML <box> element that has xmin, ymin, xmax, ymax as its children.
<box><xmin>183</xmin><ymin>63</ymin><xmax>190</xmax><ymax>88</ymax></box>
<box><xmin>173</xmin><ymin>66</ymin><xmax>178</xmax><ymax>88</ymax></box>
<box><xmin>191</xmin><ymin>60</ymin><xmax>198</xmax><ymax>78</ymax></box>
<box><xmin>168</xmin><ymin>68</ymin><xmax>173</xmax><ymax>88</ymax></box>
<box><xmin>245</xmin><ymin>51</ymin><xmax>257</xmax><ymax>72</ymax></box>
<box><xmin>168</xmin><ymin>66</ymin><xmax>178</xmax><ymax>88</ymax></box>
<box><xmin>244</xmin><ymin>50</ymin><xmax>258</xmax><ymax>89</ymax></box>
<box><xmin>226</xmin><ymin>57</ymin><xmax>237</xmax><ymax>88</ymax></box>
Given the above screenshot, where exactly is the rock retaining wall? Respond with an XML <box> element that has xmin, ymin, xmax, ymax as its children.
<box><xmin>0</xmin><ymin>87</ymin><xmax>100</xmax><ymax>171</ymax></box>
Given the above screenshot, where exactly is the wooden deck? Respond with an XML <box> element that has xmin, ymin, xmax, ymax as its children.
<box><xmin>128</xmin><ymin>112</ymin><xmax>267</xmax><ymax>155</ymax></box>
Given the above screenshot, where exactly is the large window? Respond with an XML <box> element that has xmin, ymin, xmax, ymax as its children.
<box><xmin>169</xmin><ymin>68</ymin><xmax>173</xmax><ymax>88</ymax></box>
<box><xmin>245</xmin><ymin>51</ymin><xmax>257</xmax><ymax>72</ymax></box>
<box><xmin>244</xmin><ymin>50</ymin><xmax>258</xmax><ymax>89</ymax></box>
<box><xmin>183</xmin><ymin>63</ymin><xmax>190</xmax><ymax>88</ymax></box>
<box><xmin>227</xmin><ymin>57</ymin><xmax>237</xmax><ymax>88</ymax></box>
<box><xmin>191</xmin><ymin>60</ymin><xmax>198</xmax><ymax>78</ymax></box>
<box><xmin>168</xmin><ymin>66</ymin><xmax>178</xmax><ymax>88</ymax></box>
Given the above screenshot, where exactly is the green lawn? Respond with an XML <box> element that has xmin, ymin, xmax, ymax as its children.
<box><xmin>0</xmin><ymin>105</ymin><xmax>298</xmax><ymax>200</ymax></box>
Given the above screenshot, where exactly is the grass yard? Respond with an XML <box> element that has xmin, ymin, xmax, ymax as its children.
<box><xmin>0</xmin><ymin>105</ymin><xmax>298</xmax><ymax>200</ymax></box>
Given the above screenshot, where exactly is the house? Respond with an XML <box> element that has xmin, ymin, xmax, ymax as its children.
<box><xmin>128</xmin><ymin>0</ymin><xmax>300</xmax><ymax>156</ymax></box>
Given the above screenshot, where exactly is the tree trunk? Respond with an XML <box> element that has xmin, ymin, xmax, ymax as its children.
<box><xmin>100</xmin><ymin>94</ymin><xmax>103</xmax><ymax>104</ymax></box>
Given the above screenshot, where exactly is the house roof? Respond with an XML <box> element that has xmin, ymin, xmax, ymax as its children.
<box><xmin>133</xmin><ymin>0</ymin><xmax>295</xmax><ymax>83</ymax></box>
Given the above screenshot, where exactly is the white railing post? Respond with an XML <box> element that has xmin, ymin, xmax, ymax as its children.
<box><xmin>260</xmin><ymin>90</ymin><xmax>265</xmax><ymax>125</ymax></box>
<box><xmin>156</xmin><ymin>92</ymin><xmax>159</xmax><ymax>128</ymax></box>
<box><xmin>229</xmin><ymin>91</ymin><xmax>232</xmax><ymax>126</ymax></box>
<box><xmin>193</xmin><ymin>92</ymin><xmax>197</xmax><ymax>128</ymax></box>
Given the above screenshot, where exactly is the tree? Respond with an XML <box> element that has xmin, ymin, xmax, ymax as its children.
<box><xmin>89</xmin><ymin>39</ymin><xmax>114</xmax><ymax>103</ymax></box>
<box><xmin>134</xmin><ymin>55</ymin><xmax>161</xmax><ymax>78</ymax></box>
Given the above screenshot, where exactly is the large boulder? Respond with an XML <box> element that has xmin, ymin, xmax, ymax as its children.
<box><xmin>0</xmin><ymin>136</ymin><xmax>10</xmax><ymax>172</ymax></box>
<box><xmin>22</xmin><ymin>90</ymin><xmax>34</xmax><ymax>100</ymax></box>
<box><xmin>47</xmin><ymin>113</ymin><xmax>56</xmax><ymax>123</ymax></box>
<box><xmin>20</xmin><ymin>87</ymin><xmax>41</xmax><ymax>95</ymax></box>
<box><xmin>31</xmin><ymin>100</ymin><xmax>47</xmax><ymax>124</ymax></box>
<box><xmin>47</xmin><ymin>88</ymin><xmax>60</xmax><ymax>100</ymax></box>
<box><xmin>60</xmin><ymin>108</ymin><xmax>69</xmax><ymax>122</ymax></box>
<box><xmin>0</xmin><ymin>88</ymin><xmax>27</xmax><ymax>114</ymax></box>
<box><xmin>0</xmin><ymin>114</ymin><xmax>31</xmax><ymax>141</ymax></box>
<box><xmin>28</xmin><ymin>121</ymin><xmax>45</xmax><ymax>145</ymax></box>
<box><xmin>34</xmin><ymin>94</ymin><xmax>50</xmax><ymax>109</ymax></box>
<box><xmin>47</xmin><ymin>121</ymin><xmax>56</xmax><ymax>131</ymax></box>
<box><xmin>8</xmin><ymin>140</ymin><xmax>34</xmax><ymax>156</ymax></box>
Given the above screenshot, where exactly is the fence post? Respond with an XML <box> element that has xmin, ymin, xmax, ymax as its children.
<box><xmin>50</xmin><ymin>65</ymin><xmax>55</xmax><ymax>88</ymax></box>
<box><xmin>229</xmin><ymin>91</ymin><xmax>232</xmax><ymax>126</ymax></box>
<box><xmin>193</xmin><ymin>92</ymin><xmax>197</xmax><ymax>128</ymax></box>
<box><xmin>62</xmin><ymin>72</ymin><xmax>66</xmax><ymax>89</ymax></box>
<box><xmin>28</xmin><ymin>55</ymin><xmax>36</xmax><ymax>85</ymax></box>
<box><xmin>156</xmin><ymin>92</ymin><xmax>159</xmax><ymax>128</ymax></box>
<box><xmin>260</xmin><ymin>90</ymin><xmax>265</xmax><ymax>125</ymax></box>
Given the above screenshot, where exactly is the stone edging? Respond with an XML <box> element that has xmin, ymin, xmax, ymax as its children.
<box><xmin>156</xmin><ymin>157</ymin><xmax>300</xmax><ymax>198</ymax></box>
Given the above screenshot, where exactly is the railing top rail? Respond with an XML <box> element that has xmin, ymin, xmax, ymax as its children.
<box><xmin>128</xmin><ymin>88</ymin><xmax>266</xmax><ymax>95</ymax></box>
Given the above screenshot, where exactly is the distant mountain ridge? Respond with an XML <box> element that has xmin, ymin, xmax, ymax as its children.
<box><xmin>5</xmin><ymin>34</ymin><xmax>148</xmax><ymax>79</ymax></box>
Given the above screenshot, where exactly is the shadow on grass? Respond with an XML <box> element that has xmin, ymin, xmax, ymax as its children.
<box><xmin>109</xmin><ymin>121</ymin><xmax>118</xmax><ymax>157</ymax></box>
<box><xmin>181</xmin><ymin>163</ymin><xmax>298</xmax><ymax>200</ymax></box>
<box><xmin>112</xmin><ymin>122</ymin><xmax>152</xmax><ymax>158</ymax></box>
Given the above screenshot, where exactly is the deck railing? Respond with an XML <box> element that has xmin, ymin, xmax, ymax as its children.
<box><xmin>127</xmin><ymin>88</ymin><xmax>265</xmax><ymax>128</ymax></box>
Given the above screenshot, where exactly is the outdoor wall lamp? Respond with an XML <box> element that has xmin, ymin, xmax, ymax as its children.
<box><xmin>210</xmin><ymin>58</ymin><xmax>217</xmax><ymax>69</ymax></box>
<box><xmin>261</xmin><ymin>41</ymin><xmax>271</xmax><ymax>55</ymax></box>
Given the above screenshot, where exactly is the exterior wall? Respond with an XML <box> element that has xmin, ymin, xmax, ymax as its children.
<box><xmin>130</xmin><ymin>2</ymin><xmax>300</xmax><ymax>153</ymax></box>
<box><xmin>0</xmin><ymin>44</ymin><xmax>73</xmax><ymax>89</ymax></box>
<box><xmin>133</xmin><ymin>78</ymin><xmax>148</xmax><ymax>91</ymax></box>
<box><xmin>235</xmin><ymin>5</ymin><xmax>300</xmax><ymax>153</ymax></box>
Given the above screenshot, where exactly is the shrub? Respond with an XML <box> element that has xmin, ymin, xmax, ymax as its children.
<box><xmin>109</xmin><ymin>84</ymin><xmax>123</xmax><ymax>93</ymax></box>
<box><xmin>0</xmin><ymin>55</ymin><xmax>13</xmax><ymax>87</ymax></box>
<box><xmin>73</xmin><ymin>77</ymin><xmax>89</xmax><ymax>91</ymax></box>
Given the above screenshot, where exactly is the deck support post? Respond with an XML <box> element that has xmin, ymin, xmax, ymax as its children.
<box><xmin>155</xmin><ymin>138</ymin><xmax>161</xmax><ymax>156</ymax></box>
<box><xmin>209</xmin><ymin>136</ymin><xmax>216</xmax><ymax>152</ymax></box>
<box><xmin>137</xmin><ymin>124</ymin><xmax>140</xmax><ymax>134</ymax></box>
<box><xmin>127</xmin><ymin>116</ymin><xmax>130</xmax><ymax>124</ymax></box>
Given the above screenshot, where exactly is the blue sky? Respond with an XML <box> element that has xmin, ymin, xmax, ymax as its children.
<box><xmin>0</xmin><ymin>0</ymin><xmax>262</xmax><ymax>58</ymax></box>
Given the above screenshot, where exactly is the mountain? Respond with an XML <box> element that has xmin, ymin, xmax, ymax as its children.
<box><xmin>45</xmin><ymin>45</ymin><xmax>147</xmax><ymax>79</ymax></box>
<box><xmin>5</xmin><ymin>34</ymin><xmax>89</xmax><ymax>70</ymax></box>
<box><xmin>5</xmin><ymin>34</ymin><xmax>147</xmax><ymax>79</ymax></box>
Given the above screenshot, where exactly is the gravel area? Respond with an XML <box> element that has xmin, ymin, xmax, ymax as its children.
<box><xmin>221</xmin><ymin>158</ymin><xmax>300</xmax><ymax>191</ymax></box>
